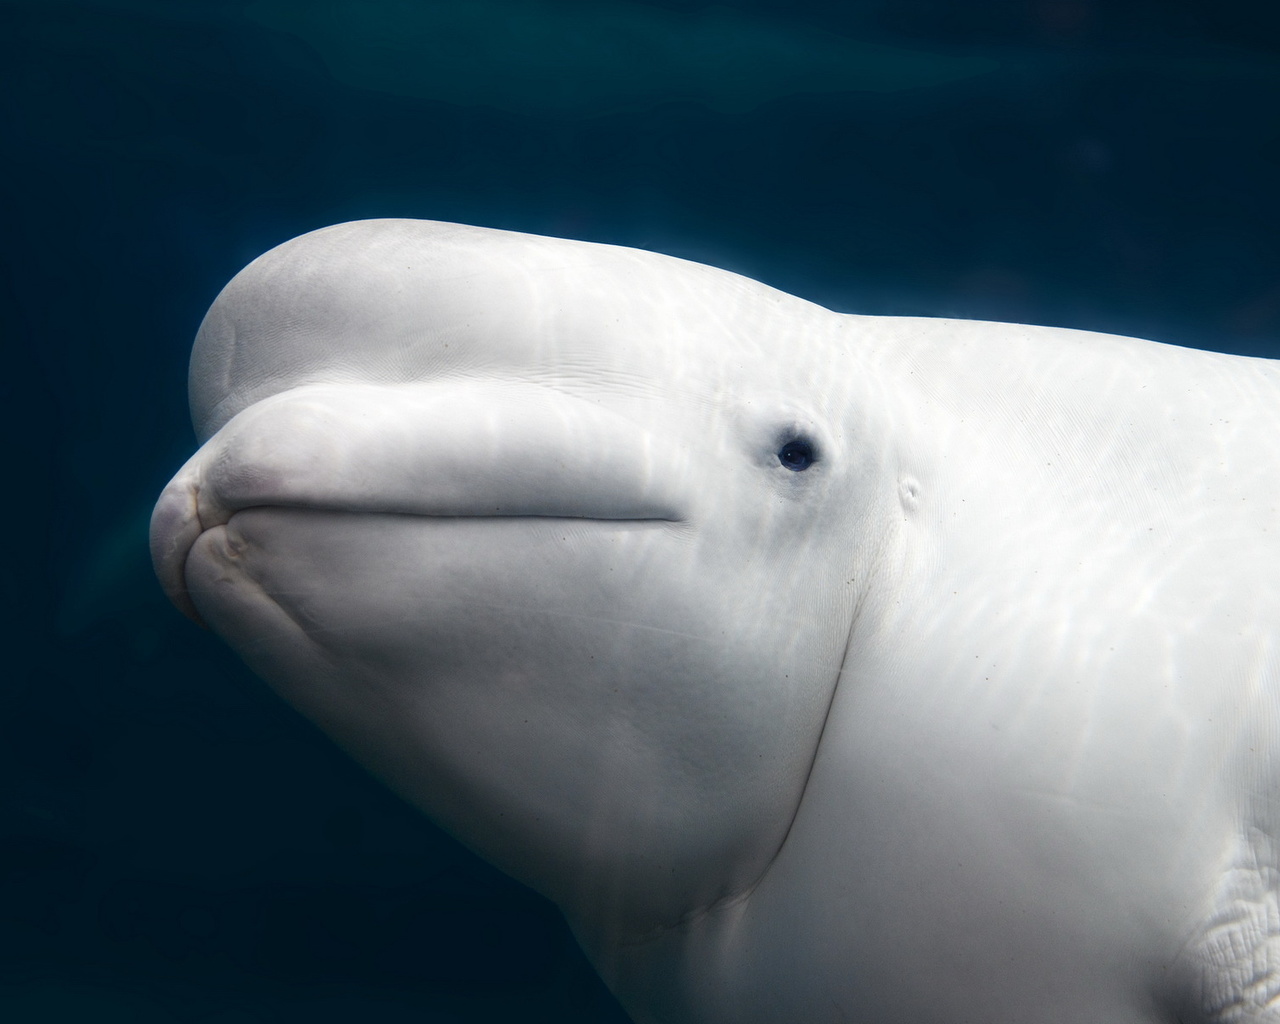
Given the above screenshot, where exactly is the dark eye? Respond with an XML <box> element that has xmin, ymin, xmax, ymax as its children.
<box><xmin>777</xmin><ymin>438</ymin><xmax>816</xmax><ymax>471</ymax></box>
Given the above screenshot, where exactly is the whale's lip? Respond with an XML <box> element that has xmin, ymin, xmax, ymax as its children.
<box><xmin>151</xmin><ymin>492</ymin><xmax>678</xmax><ymax>626</ymax></box>
<box><xmin>151</xmin><ymin>383</ymin><xmax>690</xmax><ymax>624</ymax></box>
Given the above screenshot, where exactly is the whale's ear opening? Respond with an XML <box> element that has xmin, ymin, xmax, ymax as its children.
<box><xmin>777</xmin><ymin>436</ymin><xmax>818</xmax><ymax>471</ymax></box>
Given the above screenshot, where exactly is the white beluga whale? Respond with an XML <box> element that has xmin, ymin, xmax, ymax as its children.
<box><xmin>152</xmin><ymin>219</ymin><xmax>1280</xmax><ymax>1024</ymax></box>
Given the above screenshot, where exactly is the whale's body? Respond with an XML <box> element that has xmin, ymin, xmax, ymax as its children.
<box><xmin>152</xmin><ymin>220</ymin><xmax>1280</xmax><ymax>1024</ymax></box>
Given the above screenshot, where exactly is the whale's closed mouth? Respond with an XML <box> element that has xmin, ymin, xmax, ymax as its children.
<box><xmin>151</xmin><ymin>382</ymin><xmax>688</xmax><ymax>623</ymax></box>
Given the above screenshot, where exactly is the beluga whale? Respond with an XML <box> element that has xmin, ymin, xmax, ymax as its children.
<box><xmin>152</xmin><ymin>219</ymin><xmax>1280</xmax><ymax>1024</ymax></box>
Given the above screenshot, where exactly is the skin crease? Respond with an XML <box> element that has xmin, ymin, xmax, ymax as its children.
<box><xmin>153</xmin><ymin>220</ymin><xmax>1280</xmax><ymax>1024</ymax></box>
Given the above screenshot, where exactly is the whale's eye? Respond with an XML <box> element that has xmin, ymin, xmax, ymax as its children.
<box><xmin>777</xmin><ymin>438</ymin><xmax>816</xmax><ymax>471</ymax></box>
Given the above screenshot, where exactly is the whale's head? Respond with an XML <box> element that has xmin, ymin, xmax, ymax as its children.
<box><xmin>150</xmin><ymin>219</ymin><xmax>894</xmax><ymax>950</ymax></box>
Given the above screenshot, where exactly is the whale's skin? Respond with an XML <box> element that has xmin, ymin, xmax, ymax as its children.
<box><xmin>151</xmin><ymin>219</ymin><xmax>1280</xmax><ymax>1024</ymax></box>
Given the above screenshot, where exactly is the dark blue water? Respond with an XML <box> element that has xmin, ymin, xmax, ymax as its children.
<box><xmin>3</xmin><ymin>1</ymin><xmax>1278</xmax><ymax>1021</ymax></box>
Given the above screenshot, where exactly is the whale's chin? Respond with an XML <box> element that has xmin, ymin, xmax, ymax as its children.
<box><xmin>178</xmin><ymin>504</ymin><xmax>814</xmax><ymax>938</ymax></box>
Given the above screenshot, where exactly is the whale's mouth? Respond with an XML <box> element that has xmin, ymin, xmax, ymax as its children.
<box><xmin>151</xmin><ymin>383</ymin><xmax>689</xmax><ymax>624</ymax></box>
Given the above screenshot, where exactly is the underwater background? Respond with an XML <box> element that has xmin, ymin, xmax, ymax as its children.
<box><xmin>3</xmin><ymin>1</ymin><xmax>1279</xmax><ymax>1021</ymax></box>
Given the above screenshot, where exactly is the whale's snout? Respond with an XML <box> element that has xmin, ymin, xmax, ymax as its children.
<box><xmin>150</xmin><ymin>381</ymin><xmax>689</xmax><ymax>624</ymax></box>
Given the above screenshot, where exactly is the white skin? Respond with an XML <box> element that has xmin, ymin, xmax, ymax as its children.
<box><xmin>154</xmin><ymin>221</ymin><xmax>1280</xmax><ymax>1024</ymax></box>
